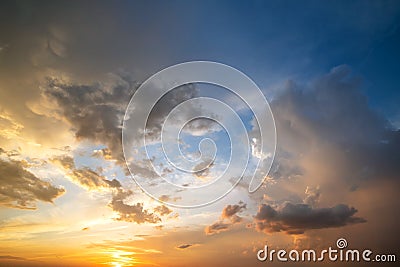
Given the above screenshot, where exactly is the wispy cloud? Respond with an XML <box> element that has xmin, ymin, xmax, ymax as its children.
<box><xmin>51</xmin><ymin>155</ymin><xmax>120</xmax><ymax>190</ymax></box>
<box><xmin>176</xmin><ymin>244</ymin><xmax>193</xmax><ymax>249</ymax></box>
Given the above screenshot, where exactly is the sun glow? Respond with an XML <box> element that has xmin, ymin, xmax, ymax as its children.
<box><xmin>106</xmin><ymin>249</ymin><xmax>137</xmax><ymax>267</ymax></box>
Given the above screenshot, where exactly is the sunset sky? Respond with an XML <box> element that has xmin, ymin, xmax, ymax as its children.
<box><xmin>0</xmin><ymin>1</ymin><xmax>400</xmax><ymax>266</ymax></box>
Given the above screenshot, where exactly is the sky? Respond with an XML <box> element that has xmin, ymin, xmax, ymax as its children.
<box><xmin>0</xmin><ymin>0</ymin><xmax>400</xmax><ymax>266</ymax></box>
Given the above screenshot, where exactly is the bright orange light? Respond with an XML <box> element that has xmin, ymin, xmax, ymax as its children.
<box><xmin>105</xmin><ymin>248</ymin><xmax>136</xmax><ymax>267</ymax></box>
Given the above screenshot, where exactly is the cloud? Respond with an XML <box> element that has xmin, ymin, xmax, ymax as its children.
<box><xmin>267</xmin><ymin>65</ymin><xmax>400</xmax><ymax>183</ymax></box>
<box><xmin>69</xmin><ymin>168</ymin><xmax>109</xmax><ymax>189</ymax></box>
<box><xmin>0</xmin><ymin>255</ymin><xmax>26</xmax><ymax>261</ymax></box>
<box><xmin>204</xmin><ymin>221</ymin><xmax>230</xmax><ymax>235</ymax></box>
<box><xmin>158</xmin><ymin>195</ymin><xmax>181</xmax><ymax>202</ymax></box>
<box><xmin>109</xmin><ymin>189</ymin><xmax>160</xmax><ymax>224</ymax></box>
<box><xmin>154</xmin><ymin>205</ymin><xmax>173</xmax><ymax>216</ymax></box>
<box><xmin>205</xmin><ymin>202</ymin><xmax>246</xmax><ymax>235</ymax></box>
<box><xmin>254</xmin><ymin>202</ymin><xmax>366</xmax><ymax>235</ymax></box>
<box><xmin>51</xmin><ymin>155</ymin><xmax>121</xmax><ymax>190</ymax></box>
<box><xmin>192</xmin><ymin>158</ymin><xmax>215</xmax><ymax>180</ymax></box>
<box><xmin>245</xmin><ymin>65</ymin><xmax>400</xmax><ymax>235</ymax></box>
<box><xmin>303</xmin><ymin>186</ymin><xmax>321</xmax><ymax>207</ymax></box>
<box><xmin>104</xmin><ymin>179</ymin><xmax>122</xmax><ymax>188</ymax></box>
<box><xmin>176</xmin><ymin>244</ymin><xmax>193</xmax><ymax>249</ymax></box>
<box><xmin>43</xmin><ymin>78</ymin><xmax>200</xmax><ymax>156</ymax></box>
<box><xmin>53</xmin><ymin>155</ymin><xmax>160</xmax><ymax>225</ymax></box>
<box><xmin>0</xmin><ymin>112</ymin><xmax>24</xmax><ymax>141</ymax></box>
<box><xmin>0</xmin><ymin>152</ymin><xmax>65</xmax><ymax>210</ymax></box>
<box><xmin>43</xmin><ymin>78</ymin><xmax>210</xmax><ymax>182</ymax></box>
<box><xmin>91</xmin><ymin>148</ymin><xmax>113</xmax><ymax>160</ymax></box>
<box><xmin>221</xmin><ymin>201</ymin><xmax>247</xmax><ymax>223</ymax></box>
<box><xmin>43</xmin><ymin>77</ymin><xmax>132</xmax><ymax>163</ymax></box>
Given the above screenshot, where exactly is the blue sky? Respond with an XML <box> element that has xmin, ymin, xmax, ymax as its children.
<box><xmin>77</xmin><ymin>0</ymin><xmax>400</xmax><ymax>125</ymax></box>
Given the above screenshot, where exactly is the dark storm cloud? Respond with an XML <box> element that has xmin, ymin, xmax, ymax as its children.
<box><xmin>44</xmin><ymin>78</ymin><xmax>133</xmax><ymax>163</ymax></box>
<box><xmin>242</xmin><ymin>65</ymin><xmax>400</xmax><ymax>237</ymax></box>
<box><xmin>0</xmin><ymin>151</ymin><xmax>65</xmax><ymax>209</ymax></box>
<box><xmin>278</xmin><ymin>66</ymin><xmax>384</xmax><ymax>144</ymax></box>
<box><xmin>268</xmin><ymin>65</ymin><xmax>400</xmax><ymax>183</ymax></box>
<box><xmin>254</xmin><ymin>203</ymin><xmax>366</xmax><ymax>235</ymax></box>
<box><xmin>43</xmin><ymin>78</ymin><xmax>201</xmax><ymax>174</ymax></box>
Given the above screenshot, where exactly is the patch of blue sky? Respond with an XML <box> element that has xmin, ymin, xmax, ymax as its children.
<box><xmin>73</xmin><ymin>143</ymin><xmax>108</xmax><ymax>169</ymax></box>
<box><xmin>72</xmin><ymin>143</ymin><xmax>127</xmax><ymax>184</ymax></box>
<box><xmin>196</xmin><ymin>83</ymin><xmax>257</xmax><ymax>132</ymax></box>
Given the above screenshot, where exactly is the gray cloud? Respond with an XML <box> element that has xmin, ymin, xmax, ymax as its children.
<box><xmin>176</xmin><ymin>244</ymin><xmax>193</xmax><ymax>249</ymax></box>
<box><xmin>104</xmin><ymin>179</ymin><xmax>122</xmax><ymax>189</ymax></box>
<box><xmin>43</xmin><ymin>78</ymin><xmax>205</xmax><ymax>181</ymax></box>
<box><xmin>268</xmin><ymin>65</ymin><xmax>400</xmax><ymax>183</ymax></box>
<box><xmin>246</xmin><ymin>65</ymin><xmax>400</xmax><ymax>235</ymax></box>
<box><xmin>254</xmin><ymin>202</ymin><xmax>366</xmax><ymax>235</ymax></box>
<box><xmin>44</xmin><ymin>77</ymin><xmax>133</xmax><ymax>163</ymax></box>
<box><xmin>0</xmin><ymin>151</ymin><xmax>65</xmax><ymax>210</ymax></box>
<box><xmin>204</xmin><ymin>221</ymin><xmax>230</xmax><ymax>235</ymax></box>
<box><xmin>192</xmin><ymin>158</ymin><xmax>214</xmax><ymax>179</ymax></box>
